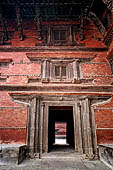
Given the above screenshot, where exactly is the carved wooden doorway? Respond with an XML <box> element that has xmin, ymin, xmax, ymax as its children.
<box><xmin>26</xmin><ymin>96</ymin><xmax>100</xmax><ymax>159</ymax></box>
<box><xmin>42</xmin><ymin>102</ymin><xmax>76</xmax><ymax>154</ymax></box>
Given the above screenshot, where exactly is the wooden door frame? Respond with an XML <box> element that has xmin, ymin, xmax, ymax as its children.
<box><xmin>41</xmin><ymin>101</ymin><xmax>79</xmax><ymax>153</ymax></box>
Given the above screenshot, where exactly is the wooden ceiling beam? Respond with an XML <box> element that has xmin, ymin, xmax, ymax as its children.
<box><xmin>0</xmin><ymin>2</ymin><xmax>82</xmax><ymax>6</ymax></box>
<box><xmin>0</xmin><ymin>1</ymin><xmax>94</xmax><ymax>20</ymax></box>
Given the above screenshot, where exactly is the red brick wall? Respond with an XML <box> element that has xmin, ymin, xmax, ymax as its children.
<box><xmin>0</xmin><ymin>51</ymin><xmax>112</xmax><ymax>85</ymax></box>
<box><xmin>0</xmin><ymin>105</ymin><xmax>27</xmax><ymax>144</ymax></box>
<box><xmin>0</xmin><ymin>19</ymin><xmax>105</xmax><ymax>48</ymax></box>
<box><xmin>0</xmin><ymin>107</ymin><xmax>27</xmax><ymax>127</ymax></box>
<box><xmin>0</xmin><ymin>19</ymin><xmax>113</xmax><ymax>145</ymax></box>
<box><xmin>0</xmin><ymin>129</ymin><xmax>26</xmax><ymax>144</ymax></box>
<box><xmin>96</xmin><ymin>130</ymin><xmax>113</xmax><ymax>144</ymax></box>
<box><xmin>95</xmin><ymin>98</ymin><xmax>113</xmax><ymax>144</ymax></box>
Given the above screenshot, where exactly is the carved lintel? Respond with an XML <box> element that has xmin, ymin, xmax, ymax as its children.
<box><xmin>16</xmin><ymin>5</ymin><xmax>24</xmax><ymax>41</ymax></box>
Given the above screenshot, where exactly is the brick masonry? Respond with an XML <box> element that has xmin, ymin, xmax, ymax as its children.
<box><xmin>0</xmin><ymin>18</ymin><xmax>113</xmax><ymax>145</ymax></box>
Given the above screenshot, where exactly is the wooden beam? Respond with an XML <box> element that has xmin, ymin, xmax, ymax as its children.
<box><xmin>16</xmin><ymin>5</ymin><xmax>24</xmax><ymax>41</ymax></box>
<box><xmin>0</xmin><ymin>2</ymin><xmax>82</xmax><ymax>5</ymax></box>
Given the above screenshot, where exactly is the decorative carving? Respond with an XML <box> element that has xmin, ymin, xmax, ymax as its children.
<box><xmin>35</xmin><ymin>5</ymin><xmax>42</xmax><ymax>41</ymax></box>
<box><xmin>41</xmin><ymin>58</ymin><xmax>82</xmax><ymax>83</ymax></box>
<box><xmin>37</xmin><ymin>25</ymin><xmax>79</xmax><ymax>46</ymax></box>
<box><xmin>103</xmin><ymin>0</ymin><xmax>112</xmax><ymax>11</ymax></box>
<box><xmin>80</xmin><ymin>10</ymin><xmax>84</xmax><ymax>41</ymax></box>
<box><xmin>16</xmin><ymin>5</ymin><xmax>24</xmax><ymax>41</ymax></box>
<box><xmin>89</xmin><ymin>12</ymin><xmax>106</xmax><ymax>36</ymax></box>
<box><xmin>103</xmin><ymin>23</ymin><xmax>113</xmax><ymax>47</ymax></box>
<box><xmin>0</xmin><ymin>6</ymin><xmax>8</xmax><ymax>44</ymax></box>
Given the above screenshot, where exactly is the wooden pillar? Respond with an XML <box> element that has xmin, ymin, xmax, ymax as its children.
<box><xmin>91</xmin><ymin>106</ymin><xmax>98</xmax><ymax>159</ymax></box>
<box><xmin>43</xmin><ymin>104</ymin><xmax>49</xmax><ymax>153</ymax></box>
<box><xmin>39</xmin><ymin>102</ymin><xmax>44</xmax><ymax>158</ymax></box>
<box><xmin>81</xmin><ymin>100</ymin><xmax>88</xmax><ymax>154</ymax></box>
<box><xmin>42</xmin><ymin>60</ymin><xmax>47</xmax><ymax>79</ymax></box>
<box><xmin>28</xmin><ymin>98</ymin><xmax>37</xmax><ymax>155</ymax></box>
<box><xmin>16</xmin><ymin>5</ymin><xmax>24</xmax><ymax>41</ymax></box>
<box><xmin>85</xmin><ymin>98</ymin><xmax>93</xmax><ymax>158</ymax></box>
<box><xmin>42</xmin><ymin>60</ymin><xmax>50</xmax><ymax>82</ymax></box>
<box><xmin>26</xmin><ymin>105</ymin><xmax>30</xmax><ymax>151</ymax></box>
<box><xmin>76</xmin><ymin>103</ymin><xmax>83</xmax><ymax>153</ymax></box>
<box><xmin>73</xmin><ymin>104</ymin><xmax>77</xmax><ymax>152</ymax></box>
<box><xmin>34</xmin><ymin>98</ymin><xmax>40</xmax><ymax>153</ymax></box>
<box><xmin>73</xmin><ymin>60</ymin><xmax>80</xmax><ymax>80</ymax></box>
<box><xmin>74</xmin><ymin>103</ymin><xmax>83</xmax><ymax>153</ymax></box>
<box><xmin>73</xmin><ymin>61</ymin><xmax>78</xmax><ymax>80</ymax></box>
<box><xmin>80</xmin><ymin>98</ymin><xmax>93</xmax><ymax>158</ymax></box>
<box><xmin>76</xmin><ymin>60</ymin><xmax>81</xmax><ymax>79</ymax></box>
<box><xmin>26</xmin><ymin>97</ymin><xmax>40</xmax><ymax>156</ymax></box>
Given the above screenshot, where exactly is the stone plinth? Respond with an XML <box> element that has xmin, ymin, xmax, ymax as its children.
<box><xmin>0</xmin><ymin>144</ymin><xmax>26</xmax><ymax>164</ymax></box>
<box><xmin>99</xmin><ymin>144</ymin><xmax>113</xmax><ymax>169</ymax></box>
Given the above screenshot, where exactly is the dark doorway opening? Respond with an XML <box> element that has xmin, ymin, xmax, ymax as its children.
<box><xmin>48</xmin><ymin>106</ymin><xmax>74</xmax><ymax>152</ymax></box>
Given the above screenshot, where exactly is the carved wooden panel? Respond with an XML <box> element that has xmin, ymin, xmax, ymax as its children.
<box><xmin>41</xmin><ymin>58</ymin><xmax>82</xmax><ymax>83</ymax></box>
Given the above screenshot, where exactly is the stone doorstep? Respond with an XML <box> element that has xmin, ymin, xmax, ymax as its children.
<box><xmin>0</xmin><ymin>144</ymin><xmax>26</xmax><ymax>164</ymax></box>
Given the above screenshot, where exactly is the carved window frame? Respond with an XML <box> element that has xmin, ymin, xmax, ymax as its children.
<box><xmin>46</xmin><ymin>25</ymin><xmax>74</xmax><ymax>46</ymax></box>
<box><xmin>41</xmin><ymin>59</ymin><xmax>81</xmax><ymax>83</ymax></box>
<box><xmin>26</xmin><ymin>54</ymin><xmax>94</xmax><ymax>84</ymax></box>
<box><xmin>54</xmin><ymin>64</ymin><xmax>67</xmax><ymax>79</ymax></box>
<box><xmin>52</xmin><ymin>27</ymin><xmax>68</xmax><ymax>45</ymax></box>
